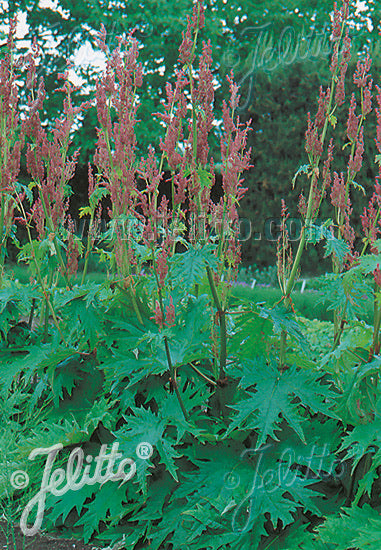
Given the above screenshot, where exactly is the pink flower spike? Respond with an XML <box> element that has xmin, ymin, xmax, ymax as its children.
<box><xmin>346</xmin><ymin>94</ymin><xmax>359</xmax><ymax>141</ymax></box>
<box><xmin>150</xmin><ymin>300</ymin><xmax>163</xmax><ymax>330</ymax></box>
<box><xmin>165</xmin><ymin>296</ymin><xmax>176</xmax><ymax>327</ymax></box>
<box><xmin>374</xmin><ymin>264</ymin><xmax>381</xmax><ymax>287</ymax></box>
<box><xmin>353</xmin><ymin>54</ymin><xmax>372</xmax><ymax>88</ymax></box>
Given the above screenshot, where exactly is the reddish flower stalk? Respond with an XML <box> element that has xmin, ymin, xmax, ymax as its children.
<box><xmin>346</xmin><ymin>94</ymin><xmax>360</xmax><ymax>141</ymax></box>
<box><xmin>348</xmin><ymin>127</ymin><xmax>364</xmax><ymax>174</ymax></box>
<box><xmin>279</xmin><ymin>0</ymin><xmax>352</xmax><ymax>364</ymax></box>
<box><xmin>156</xmin><ymin>2</ymin><xmax>212</xmax><ymax>228</ymax></box>
<box><xmin>155</xmin><ymin>235</ymin><xmax>171</xmax><ymax>289</ymax></box>
<box><xmin>194</xmin><ymin>39</ymin><xmax>214</xmax><ymax>167</ymax></box>
<box><xmin>332</xmin><ymin>54</ymin><xmax>372</xmax><ymax>271</ymax></box>
<box><xmin>66</xmin><ymin>216</ymin><xmax>81</xmax><ymax>278</ymax></box>
<box><xmin>80</xmin><ymin>164</ymin><xmax>104</xmax><ymax>284</ymax></box>
<box><xmin>151</xmin><ymin>300</ymin><xmax>164</xmax><ymax>330</ymax></box>
<box><xmin>217</xmin><ymin>72</ymin><xmax>251</xmax><ymax>269</ymax></box>
<box><xmin>138</xmin><ymin>145</ymin><xmax>164</xmax><ymax>242</ymax></box>
<box><xmin>0</xmin><ymin>18</ymin><xmax>25</xmax><ymax>279</ymax></box>
<box><xmin>156</xmin><ymin>70</ymin><xmax>188</xmax><ymax>173</ymax></box>
<box><xmin>331</xmin><ymin>62</ymin><xmax>381</xmax><ymax>351</ymax></box>
<box><xmin>361</xmin><ymin>170</ymin><xmax>381</xmax><ymax>253</ymax></box>
<box><xmin>353</xmin><ymin>54</ymin><xmax>372</xmax><ymax>88</ymax></box>
<box><xmin>315</xmin><ymin>86</ymin><xmax>331</xmax><ymax>129</ymax></box>
<box><xmin>93</xmin><ymin>26</ymin><xmax>144</xmax><ymax>303</ymax></box>
<box><xmin>329</xmin><ymin>1</ymin><xmax>350</xmax><ymax>74</ymax></box>
<box><xmin>331</xmin><ymin>172</ymin><xmax>355</xmax><ymax>260</ymax></box>
<box><xmin>277</xmin><ymin>199</ymin><xmax>294</xmax><ymax>296</ymax></box>
<box><xmin>22</xmin><ymin>50</ymin><xmax>88</xmax><ymax>286</ymax></box>
<box><xmin>165</xmin><ymin>295</ymin><xmax>176</xmax><ymax>327</ymax></box>
<box><xmin>153</xmin><ymin>2</ymin><xmax>251</xmax><ymax>289</ymax></box>
<box><xmin>360</xmin><ymin>87</ymin><xmax>381</xmax><ymax>253</ymax></box>
<box><xmin>374</xmin><ymin>264</ymin><xmax>381</xmax><ymax>287</ymax></box>
<box><xmin>94</xmin><ymin>27</ymin><xmax>142</xmax><ymax>223</ymax></box>
<box><xmin>24</xmin><ymin>61</ymin><xmax>84</xmax><ymax>230</ymax></box>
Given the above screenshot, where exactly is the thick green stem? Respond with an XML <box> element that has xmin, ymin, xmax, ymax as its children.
<box><xmin>81</xmin><ymin>214</ymin><xmax>95</xmax><ymax>285</ymax></box>
<box><xmin>0</xmin><ymin>197</ymin><xmax>6</xmax><ymax>286</ymax></box>
<box><xmin>129</xmin><ymin>287</ymin><xmax>143</xmax><ymax>325</ymax></box>
<box><xmin>123</xmin><ymin>247</ymin><xmax>143</xmax><ymax>325</ymax></box>
<box><xmin>81</xmin><ymin>250</ymin><xmax>91</xmax><ymax>286</ymax></box>
<box><xmin>333</xmin><ymin>86</ymin><xmax>367</xmax><ymax>340</ymax></box>
<box><xmin>216</xmin><ymin>199</ymin><xmax>227</xmax><ymax>266</ymax></box>
<box><xmin>101</xmin><ymin>108</ymin><xmax>143</xmax><ymax>326</ymax></box>
<box><xmin>282</xmin><ymin>65</ymin><xmax>337</xmax><ymax>304</ymax></box>
<box><xmin>372</xmin><ymin>282</ymin><xmax>381</xmax><ymax>356</ymax></box>
<box><xmin>37</xmin><ymin>186</ymin><xmax>72</xmax><ymax>289</ymax></box>
<box><xmin>43</xmin><ymin>269</ymin><xmax>54</xmax><ymax>342</ymax></box>
<box><xmin>279</xmin><ymin>180</ymin><xmax>314</xmax><ymax>368</ymax></box>
<box><xmin>332</xmin><ymin>200</ymin><xmax>381</xmax><ymax>350</ymax></box>
<box><xmin>278</xmin><ymin>17</ymin><xmax>349</xmax><ymax>368</ymax></box>
<box><xmin>15</xmin><ymin>197</ymin><xmax>67</xmax><ymax>345</ymax></box>
<box><xmin>151</xmin><ymin>248</ymin><xmax>188</xmax><ymax>420</ymax></box>
<box><xmin>164</xmin><ymin>337</ymin><xmax>189</xmax><ymax>421</ymax></box>
<box><xmin>189</xmin><ymin>362</ymin><xmax>217</xmax><ymax>386</ymax></box>
<box><xmin>206</xmin><ymin>265</ymin><xmax>227</xmax><ymax>380</ymax></box>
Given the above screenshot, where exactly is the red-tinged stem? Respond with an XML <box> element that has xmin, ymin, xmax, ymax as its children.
<box><xmin>151</xmin><ymin>248</ymin><xmax>189</xmax><ymax>420</ymax></box>
<box><xmin>206</xmin><ymin>265</ymin><xmax>226</xmax><ymax>380</ymax></box>
<box><xmin>189</xmin><ymin>362</ymin><xmax>217</xmax><ymax>386</ymax></box>
<box><xmin>0</xmin><ymin>197</ymin><xmax>7</xmax><ymax>286</ymax></box>
<box><xmin>372</xmin><ymin>282</ymin><xmax>381</xmax><ymax>356</ymax></box>
<box><xmin>81</xmin><ymin>223</ymin><xmax>93</xmax><ymax>286</ymax></box>
<box><xmin>43</xmin><ymin>269</ymin><xmax>53</xmax><ymax>343</ymax></box>
<box><xmin>164</xmin><ymin>337</ymin><xmax>189</xmax><ymax>421</ymax></box>
<box><xmin>36</xmin><ymin>184</ymin><xmax>73</xmax><ymax>290</ymax></box>
<box><xmin>279</xmin><ymin>14</ymin><xmax>348</xmax><ymax>369</ymax></box>
<box><xmin>99</xmin><ymin>101</ymin><xmax>143</xmax><ymax>324</ymax></box>
<box><xmin>14</xmin><ymin>196</ymin><xmax>67</xmax><ymax>345</ymax></box>
<box><xmin>331</xmin><ymin>225</ymin><xmax>381</xmax><ymax>351</ymax></box>
<box><xmin>333</xmin><ymin>85</ymin><xmax>367</xmax><ymax>339</ymax></box>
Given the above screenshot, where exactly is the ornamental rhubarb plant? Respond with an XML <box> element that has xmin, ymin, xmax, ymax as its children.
<box><xmin>2</xmin><ymin>1</ymin><xmax>381</xmax><ymax>549</ymax></box>
<box><xmin>0</xmin><ymin>19</ymin><xmax>24</xmax><ymax>285</ymax></box>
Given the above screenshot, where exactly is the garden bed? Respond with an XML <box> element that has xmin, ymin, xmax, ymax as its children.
<box><xmin>0</xmin><ymin>523</ymin><xmax>101</xmax><ymax>550</ymax></box>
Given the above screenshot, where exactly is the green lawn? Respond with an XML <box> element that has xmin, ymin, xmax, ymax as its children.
<box><xmin>3</xmin><ymin>263</ymin><xmax>106</xmax><ymax>286</ymax></box>
<box><xmin>4</xmin><ymin>262</ymin><xmax>374</xmax><ymax>325</ymax></box>
<box><xmin>230</xmin><ymin>284</ymin><xmax>373</xmax><ymax>324</ymax></box>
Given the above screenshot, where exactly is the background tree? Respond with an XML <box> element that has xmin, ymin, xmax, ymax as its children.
<box><xmin>1</xmin><ymin>0</ymin><xmax>378</xmax><ymax>270</ymax></box>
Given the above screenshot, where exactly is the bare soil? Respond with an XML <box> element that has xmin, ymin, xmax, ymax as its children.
<box><xmin>0</xmin><ymin>522</ymin><xmax>103</xmax><ymax>550</ymax></box>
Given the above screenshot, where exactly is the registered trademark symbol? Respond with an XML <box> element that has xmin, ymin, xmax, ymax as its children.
<box><xmin>136</xmin><ymin>442</ymin><xmax>153</xmax><ymax>460</ymax></box>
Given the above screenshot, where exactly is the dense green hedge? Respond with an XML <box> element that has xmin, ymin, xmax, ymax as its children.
<box><xmin>238</xmin><ymin>54</ymin><xmax>381</xmax><ymax>271</ymax></box>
